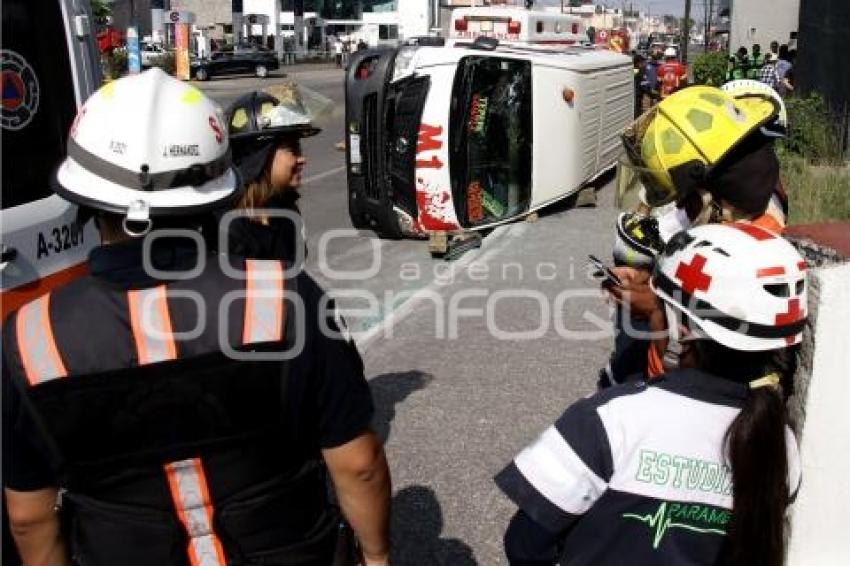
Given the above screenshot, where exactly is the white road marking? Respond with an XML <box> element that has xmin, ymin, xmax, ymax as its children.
<box><xmin>353</xmin><ymin>223</ymin><xmax>528</xmax><ymax>352</ymax></box>
<box><xmin>303</xmin><ymin>165</ymin><xmax>346</xmax><ymax>185</ymax></box>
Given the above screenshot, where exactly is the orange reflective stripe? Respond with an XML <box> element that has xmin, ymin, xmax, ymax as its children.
<box><xmin>646</xmin><ymin>340</ymin><xmax>665</xmax><ymax>379</ymax></box>
<box><xmin>164</xmin><ymin>458</ymin><xmax>227</xmax><ymax>566</ymax></box>
<box><xmin>127</xmin><ymin>286</ymin><xmax>177</xmax><ymax>365</ymax></box>
<box><xmin>15</xmin><ymin>294</ymin><xmax>67</xmax><ymax>385</ymax></box>
<box><xmin>242</xmin><ymin>260</ymin><xmax>285</xmax><ymax>345</ymax></box>
<box><xmin>751</xmin><ymin>214</ymin><xmax>785</xmax><ymax>235</ymax></box>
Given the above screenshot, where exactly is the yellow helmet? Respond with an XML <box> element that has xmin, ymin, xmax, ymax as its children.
<box><xmin>622</xmin><ymin>86</ymin><xmax>778</xmax><ymax>206</ymax></box>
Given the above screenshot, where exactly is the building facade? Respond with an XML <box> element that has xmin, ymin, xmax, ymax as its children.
<box><xmin>727</xmin><ymin>0</ymin><xmax>799</xmax><ymax>52</ymax></box>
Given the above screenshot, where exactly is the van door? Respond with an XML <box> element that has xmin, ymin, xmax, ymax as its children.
<box><xmin>1</xmin><ymin>0</ymin><xmax>100</xmax><ymax>318</ymax></box>
<box><xmin>449</xmin><ymin>56</ymin><xmax>533</xmax><ymax>228</ymax></box>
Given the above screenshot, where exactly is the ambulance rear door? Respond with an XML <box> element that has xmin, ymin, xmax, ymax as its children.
<box><xmin>1</xmin><ymin>0</ymin><xmax>101</xmax><ymax>318</ymax></box>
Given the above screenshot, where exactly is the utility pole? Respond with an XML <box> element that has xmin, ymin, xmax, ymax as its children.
<box><xmin>682</xmin><ymin>0</ymin><xmax>692</xmax><ymax>63</ymax></box>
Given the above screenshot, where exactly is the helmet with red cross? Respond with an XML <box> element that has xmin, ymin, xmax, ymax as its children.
<box><xmin>651</xmin><ymin>223</ymin><xmax>808</xmax><ymax>351</ymax></box>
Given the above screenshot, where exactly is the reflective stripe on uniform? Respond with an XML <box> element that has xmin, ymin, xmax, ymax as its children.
<box><xmin>164</xmin><ymin>458</ymin><xmax>227</xmax><ymax>566</ymax></box>
<box><xmin>242</xmin><ymin>260</ymin><xmax>285</xmax><ymax>345</ymax></box>
<box><xmin>128</xmin><ymin>286</ymin><xmax>177</xmax><ymax>365</ymax></box>
<box><xmin>15</xmin><ymin>293</ymin><xmax>68</xmax><ymax>385</ymax></box>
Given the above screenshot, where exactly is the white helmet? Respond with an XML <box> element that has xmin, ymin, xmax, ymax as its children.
<box><xmin>613</xmin><ymin>212</ymin><xmax>663</xmax><ymax>268</ymax></box>
<box><xmin>721</xmin><ymin>79</ymin><xmax>787</xmax><ymax>138</ymax></box>
<box><xmin>652</xmin><ymin>223</ymin><xmax>807</xmax><ymax>351</ymax></box>
<box><xmin>664</xmin><ymin>47</ymin><xmax>677</xmax><ymax>58</ymax></box>
<box><xmin>54</xmin><ymin>68</ymin><xmax>240</xmax><ymax>230</ymax></box>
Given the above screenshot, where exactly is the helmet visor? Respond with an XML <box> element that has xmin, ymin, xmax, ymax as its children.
<box><xmin>620</xmin><ymin>108</ymin><xmax>679</xmax><ymax>208</ymax></box>
<box><xmin>616</xmin><ymin>155</ymin><xmax>679</xmax><ymax>210</ymax></box>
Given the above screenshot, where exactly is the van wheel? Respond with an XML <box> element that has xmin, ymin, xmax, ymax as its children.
<box><xmin>195</xmin><ymin>67</ymin><xmax>209</xmax><ymax>81</ymax></box>
<box><xmin>255</xmin><ymin>64</ymin><xmax>268</xmax><ymax>78</ymax></box>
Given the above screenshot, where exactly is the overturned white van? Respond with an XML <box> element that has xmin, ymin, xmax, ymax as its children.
<box><xmin>345</xmin><ymin>41</ymin><xmax>633</xmax><ymax>250</ymax></box>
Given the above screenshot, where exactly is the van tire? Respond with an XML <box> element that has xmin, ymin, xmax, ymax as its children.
<box><xmin>195</xmin><ymin>67</ymin><xmax>209</xmax><ymax>81</ymax></box>
<box><xmin>255</xmin><ymin>64</ymin><xmax>268</xmax><ymax>78</ymax></box>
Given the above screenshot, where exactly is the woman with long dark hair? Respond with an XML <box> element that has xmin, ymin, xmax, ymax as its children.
<box><xmin>223</xmin><ymin>84</ymin><xmax>320</xmax><ymax>262</ymax></box>
<box><xmin>497</xmin><ymin>223</ymin><xmax>805</xmax><ymax>566</ymax></box>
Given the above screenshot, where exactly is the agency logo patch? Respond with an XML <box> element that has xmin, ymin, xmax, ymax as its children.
<box><xmin>2</xmin><ymin>50</ymin><xmax>40</xmax><ymax>131</ymax></box>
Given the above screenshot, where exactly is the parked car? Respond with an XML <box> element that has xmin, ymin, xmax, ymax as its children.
<box><xmin>190</xmin><ymin>49</ymin><xmax>279</xmax><ymax>81</ymax></box>
<box><xmin>141</xmin><ymin>42</ymin><xmax>170</xmax><ymax>67</ymax></box>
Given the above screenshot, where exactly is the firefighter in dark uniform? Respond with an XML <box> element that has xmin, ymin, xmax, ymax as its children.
<box><xmin>2</xmin><ymin>69</ymin><xmax>391</xmax><ymax>566</ymax></box>
<box><xmin>223</xmin><ymin>84</ymin><xmax>319</xmax><ymax>263</ymax></box>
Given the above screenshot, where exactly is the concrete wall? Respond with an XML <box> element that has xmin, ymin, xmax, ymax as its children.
<box><xmin>729</xmin><ymin>0</ymin><xmax>799</xmax><ymax>51</ymax></box>
<box><xmin>397</xmin><ymin>0</ymin><xmax>431</xmax><ymax>38</ymax></box>
<box><xmin>170</xmin><ymin>0</ymin><xmax>233</xmax><ymax>27</ymax></box>
<box><xmin>787</xmin><ymin>262</ymin><xmax>850</xmax><ymax>564</ymax></box>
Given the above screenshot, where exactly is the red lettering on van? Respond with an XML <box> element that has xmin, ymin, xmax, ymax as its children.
<box><xmin>415</xmin><ymin>155</ymin><xmax>444</xmax><ymax>169</ymax></box>
<box><xmin>416</xmin><ymin>124</ymin><xmax>443</xmax><ymax>154</ymax></box>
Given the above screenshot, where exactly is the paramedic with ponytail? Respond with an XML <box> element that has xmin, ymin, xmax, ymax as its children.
<box><xmin>497</xmin><ymin>223</ymin><xmax>805</xmax><ymax>566</ymax></box>
<box><xmin>2</xmin><ymin>69</ymin><xmax>390</xmax><ymax>566</ymax></box>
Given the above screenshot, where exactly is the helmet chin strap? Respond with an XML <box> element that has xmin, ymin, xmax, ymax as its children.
<box><xmin>664</xmin><ymin>302</ymin><xmax>682</xmax><ymax>344</ymax></box>
<box><xmin>123</xmin><ymin>200</ymin><xmax>153</xmax><ymax>237</ymax></box>
<box><xmin>690</xmin><ymin>189</ymin><xmax>718</xmax><ymax>226</ymax></box>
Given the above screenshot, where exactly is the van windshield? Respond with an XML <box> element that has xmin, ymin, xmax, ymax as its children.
<box><xmin>450</xmin><ymin>56</ymin><xmax>532</xmax><ymax>227</ymax></box>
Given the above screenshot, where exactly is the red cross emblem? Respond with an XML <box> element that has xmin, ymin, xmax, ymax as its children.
<box><xmin>775</xmin><ymin>298</ymin><xmax>803</xmax><ymax>344</ymax></box>
<box><xmin>674</xmin><ymin>254</ymin><xmax>713</xmax><ymax>294</ymax></box>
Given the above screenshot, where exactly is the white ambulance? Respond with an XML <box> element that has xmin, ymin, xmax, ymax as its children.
<box><xmin>1</xmin><ymin>0</ymin><xmax>101</xmax><ymax>318</ymax></box>
<box><xmin>448</xmin><ymin>6</ymin><xmax>586</xmax><ymax>47</ymax></box>
<box><xmin>344</xmin><ymin>40</ymin><xmax>633</xmax><ymax>248</ymax></box>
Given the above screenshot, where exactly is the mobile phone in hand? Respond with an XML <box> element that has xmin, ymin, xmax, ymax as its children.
<box><xmin>588</xmin><ymin>254</ymin><xmax>623</xmax><ymax>287</ymax></box>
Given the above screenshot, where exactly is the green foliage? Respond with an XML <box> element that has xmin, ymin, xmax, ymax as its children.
<box><xmin>147</xmin><ymin>52</ymin><xmax>176</xmax><ymax>75</ymax></box>
<box><xmin>778</xmin><ymin>93</ymin><xmax>850</xmax><ymax>222</ymax></box>
<box><xmin>104</xmin><ymin>49</ymin><xmax>128</xmax><ymax>79</ymax></box>
<box><xmin>781</xmin><ymin>94</ymin><xmax>844</xmax><ymax>165</ymax></box>
<box><xmin>691</xmin><ymin>51</ymin><xmax>728</xmax><ymax>86</ymax></box>
<box><xmin>780</xmin><ymin>155</ymin><xmax>850</xmax><ymax>223</ymax></box>
<box><xmin>90</xmin><ymin>0</ymin><xmax>111</xmax><ymax>26</ymax></box>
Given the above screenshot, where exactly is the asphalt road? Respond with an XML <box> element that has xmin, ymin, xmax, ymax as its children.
<box><xmin>198</xmin><ymin>67</ymin><xmax>619</xmax><ymax>565</ymax></box>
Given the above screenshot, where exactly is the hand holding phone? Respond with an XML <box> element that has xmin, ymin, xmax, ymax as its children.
<box><xmin>588</xmin><ymin>254</ymin><xmax>623</xmax><ymax>287</ymax></box>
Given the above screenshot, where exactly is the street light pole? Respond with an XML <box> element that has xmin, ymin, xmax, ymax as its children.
<box><xmin>682</xmin><ymin>0</ymin><xmax>692</xmax><ymax>63</ymax></box>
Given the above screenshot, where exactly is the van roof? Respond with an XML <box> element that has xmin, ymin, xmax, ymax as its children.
<box><xmin>451</xmin><ymin>6</ymin><xmax>582</xmax><ymax>20</ymax></box>
<box><xmin>426</xmin><ymin>43</ymin><xmax>630</xmax><ymax>71</ymax></box>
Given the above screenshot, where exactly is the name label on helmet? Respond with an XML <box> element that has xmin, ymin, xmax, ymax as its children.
<box><xmin>164</xmin><ymin>144</ymin><xmax>200</xmax><ymax>158</ymax></box>
<box><xmin>109</xmin><ymin>140</ymin><xmax>127</xmax><ymax>155</ymax></box>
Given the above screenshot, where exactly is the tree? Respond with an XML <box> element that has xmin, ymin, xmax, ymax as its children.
<box><xmin>90</xmin><ymin>0</ymin><xmax>111</xmax><ymax>26</ymax></box>
<box><xmin>681</xmin><ymin>0</ymin><xmax>692</xmax><ymax>63</ymax></box>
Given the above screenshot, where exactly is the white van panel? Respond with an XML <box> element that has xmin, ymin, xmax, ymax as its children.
<box><xmin>1</xmin><ymin>0</ymin><xmax>101</xmax><ymax>314</ymax></box>
<box><xmin>530</xmin><ymin>62</ymin><xmax>632</xmax><ymax>208</ymax></box>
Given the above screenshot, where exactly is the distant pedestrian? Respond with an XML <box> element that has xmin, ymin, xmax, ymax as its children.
<box><xmin>645</xmin><ymin>51</ymin><xmax>661</xmax><ymax>103</ymax></box>
<box><xmin>770</xmin><ymin>40</ymin><xmax>779</xmax><ymax>57</ymax></box>
<box><xmin>759</xmin><ymin>52</ymin><xmax>780</xmax><ymax>88</ymax></box>
<box><xmin>357</xmin><ymin>39</ymin><xmax>368</xmax><ymax>52</ymax></box>
<box><xmin>657</xmin><ymin>47</ymin><xmax>686</xmax><ymax>99</ymax></box>
<box><xmin>775</xmin><ymin>44</ymin><xmax>793</xmax><ymax>96</ymax></box>
<box><xmin>747</xmin><ymin>43</ymin><xmax>764</xmax><ymax>79</ymax></box>
<box><xmin>334</xmin><ymin>38</ymin><xmax>343</xmax><ymax>68</ymax></box>
<box><xmin>633</xmin><ymin>53</ymin><xmax>647</xmax><ymax>117</ymax></box>
<box><xmin>342</xmin><ymin>40</ymin><xmax>351</xmax><ymax>68</ymax></box>
<box><xmin>728</xmin><ymin>46</ymin><xmax>749</xmax><ymax>80</ymax></box>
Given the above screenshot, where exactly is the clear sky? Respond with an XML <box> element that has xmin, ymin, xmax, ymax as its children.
<box><xmin>635</xmin><ymin>1</ymin><xmax>690</xmax><ymax>17</ymax></box>
<box><xmin>536</xmin><ymin>1</ymin><xmax>697</xmax><ymax>19</ymax></box>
